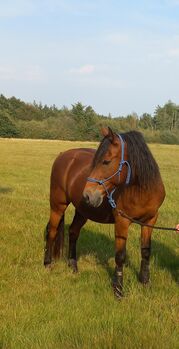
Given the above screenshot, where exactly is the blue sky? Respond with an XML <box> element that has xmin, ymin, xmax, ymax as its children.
<box><xmin>0</xmin><ymin>0</ymin><xmax>179</xmax><ymax>116</ymax></box>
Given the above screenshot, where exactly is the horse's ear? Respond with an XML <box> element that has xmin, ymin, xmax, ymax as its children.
<box><xmin>101</xmin><ymin>127</ymin><xmax>114</xmax><ymax>141</ymax></box>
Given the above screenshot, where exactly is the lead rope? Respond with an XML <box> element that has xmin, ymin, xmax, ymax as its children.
<box><xmin>117</xmin><ymin>209</ymin><xmax>179</xmax><ymax>232</ymax></box>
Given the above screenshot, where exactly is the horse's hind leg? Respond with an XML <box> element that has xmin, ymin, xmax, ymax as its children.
<box><xmin>139</xmin><ymin>213</ymin><xmax>158</xmax><ymax>284</ymax></box>
<box><xmin>53</xmin><ymin>214</ymin><xmax>65</xmax><ymax>259</ymax></box>
<box><xmin>68</xmin><ymin>210</ymin><xmax>87</xmax><ymax>272</ymax></box>
<box><xmin>44</xmin><ymin>205</ymin><xmax>67</xmax><ymax>268</ymax></box>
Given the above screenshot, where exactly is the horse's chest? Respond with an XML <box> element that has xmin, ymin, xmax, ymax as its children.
<box><xmin>75</xmin><ymin>200</ymin><xmax>115</xmax><ymax>223</ymax></box>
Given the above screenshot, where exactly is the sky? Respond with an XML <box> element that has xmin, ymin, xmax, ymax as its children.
<box><xmin>0</xmin><ymin>0</ymin><xmax>179</xmax><ymax>117</ymax></box>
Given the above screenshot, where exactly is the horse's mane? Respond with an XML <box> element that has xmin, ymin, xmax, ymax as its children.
<box><xmin>93</xmin><ymin>130</ymin><xmax>161</xmax><ymax>190</ymax></box>
<box><xmin>122</xmin><ymin>131</ymin><xmax>160</xmax><ymax>189</ymax></box>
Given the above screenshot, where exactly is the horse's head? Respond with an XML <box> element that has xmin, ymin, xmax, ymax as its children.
<box><xmin>83</xmin><ymin>127</ymin><xmax>131</xmax><ymax>208</ymax></box>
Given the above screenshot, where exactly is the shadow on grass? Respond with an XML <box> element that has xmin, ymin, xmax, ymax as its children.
<box><xmin>0</xmin><ymin>187</ymin><xmax>13</xmax><ymax>194</ymax></box>
<box><xmin>152</xmin><ymin>239</ymin><xmax>179</xmax><ymax>284</ymax></box>
<box><xmin>64</xmin><ymin>226</ymin><xmax>179</xmax><ymax>284</ymax></box>
<box><xmin>64</xmin><ymin>225</ymin><xmax>114</xmax><ymax>279</ymax></box>
<box><xmin>78</xmin><ymin>228</ymin><xmax>114</xmax><ymax>264</ymax></box>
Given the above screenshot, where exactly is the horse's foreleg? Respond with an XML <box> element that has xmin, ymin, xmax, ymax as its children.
<box><xmin>113</xmin><ymin>217</ymin><xmax>130</xmax><ymax>299</ymax></box>
<box><xmin>44</xmin><ymin>207</ymin><xmax>67</xmax><ymax>268</ymax></box>
<box><xmin>68</xmin><ymin>210</ymin><xmax>87</xmax><ymax>273</ymax></box>
<box><xmin>139</xmin><ymin>213</ymin><xmax>158</xmax><ymax>284</ymax></box>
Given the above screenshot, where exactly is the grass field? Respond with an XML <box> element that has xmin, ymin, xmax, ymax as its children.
<box><xmin>0</xmin><ymin>138</ymin><xmax>178</xmax><ymax>349</ymax></box>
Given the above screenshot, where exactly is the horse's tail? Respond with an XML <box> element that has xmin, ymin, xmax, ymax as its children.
<box><xmin>44</xmin><ymin>215</ymin><xmax>64</xmax><ymax>259</ymax></box>
<box><xmin>53</xmin><ymin>215</ymin><xmax>64</xmax><ymax>259</ymax></box>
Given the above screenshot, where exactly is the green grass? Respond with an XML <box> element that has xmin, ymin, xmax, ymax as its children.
<box><xmin>0</xmin><ymin>138</ymin><xmax>178</xmax><ymax>349</ymax></box>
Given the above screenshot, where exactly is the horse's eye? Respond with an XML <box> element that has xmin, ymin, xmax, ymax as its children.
<box><xmin>102</xmin><ymin>159</ymin><xmax>111</xmax><ymax>165</ymax></box>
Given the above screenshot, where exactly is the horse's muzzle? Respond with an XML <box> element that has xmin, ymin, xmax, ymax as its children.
<box><xmin>83</xmin><ymin>189</ymin><xmax>103</xmax><ymax>208</ymax></box>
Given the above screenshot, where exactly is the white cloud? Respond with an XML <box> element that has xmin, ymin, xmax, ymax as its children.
<box><xmin>0</xmin><ymin>66</ymin><xmax>16</xmax><ymax>80</ymax></box>
<box><xmin>78</xmin><ymin>76</ymin><xmax>131</xmax><ymax>89</ymax></box>
<box><xmin>0</xmin><ymin>0</ymin><xmax>36</xmax><ymax>18</ymax></box>
<box><xmin>41</xmin><ymin>0</ymin><xmax>101</xmax><ymax>16</ymax></box>
<box><xmin>0</xmin><ymin>0</ymin><xmax>107</xmax><ymax>17</ymax></box>
<box><xmin>167</xmin><ymin>0</ymin><xmax>179</xmax><ymax>5</ymax></box>
<box><xmin>69</xmin><ymin>64</ymin><xmax>95</xmax><ymax>75</ymax></box>
<box><xmin>0</xmin><ymin>64</ymin><xmax>44</xmax><ymax>82</ymax></box>
<box><xmin>168</xmin><ymin>48</ymin><xmax>179</xmax><ymax>57</ymax></box>
<box><xmin>105</xmin><ymin>33</ymin><xmax>129</xmax><ymax>45</ymax></box>
<box><xmin>25</xmin><ymin>65</ymin><xmax>44</xmax><ymax>81</ymax></box>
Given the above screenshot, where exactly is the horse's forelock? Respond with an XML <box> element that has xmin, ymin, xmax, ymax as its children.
<box><xmin>92</xmin><ymin>136</ymin><xmax>111</xmax><ymax>167</ymax></box>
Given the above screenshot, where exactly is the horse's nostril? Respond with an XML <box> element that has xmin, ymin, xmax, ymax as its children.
<box><xmin>83</xmin><ymin>190</ymin><xmax>103</xmax><ymax>207</ymax></box>
<box><xmin>83</xmin><ymin>192</ymin><xmax>90</xmax><ymax>204</ymax></box>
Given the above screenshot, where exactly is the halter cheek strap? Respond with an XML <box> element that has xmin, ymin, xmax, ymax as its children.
<box><xmin>87</xmin><ymin>134</ymin><xmax>131</xmax><ymax>208</ymax></box>
<box><xmin>117</xmin><ymin>134</ymin><xmax>131</xmax><ymax>185</ymax></box>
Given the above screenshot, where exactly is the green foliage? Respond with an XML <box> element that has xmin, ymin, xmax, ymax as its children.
<box><xmin>154</xmin><ymin>101</ymin><xmax>179</xmax><ymax>131</ymax></box>
<box><xmin>0</xmin><ymin>111</ymin><xmax>20</xmax><ymax>137</ymax></box>
<box><xmin>71</xmin><ymin>102</ymin><xmax>99</xmax><ymax>140</ymax></box>
<box><xmin>0</xmin><ymin>94</ymin><xmax>179</xmax><ymax>143</ymax></box>
<box><xmin>139</xmin><ymin>113</ymin><xmax>154</xmax><ymax>130</ymax></box>
<box><xmin>160</xmin><ymin>130</ymin><xmax>179</xmax><ymax>145</ymax></box>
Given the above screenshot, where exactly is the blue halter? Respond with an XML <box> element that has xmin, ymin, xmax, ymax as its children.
<box><xmin>87</xmin><ymin>134</ymin><xmax>131</xmax><ymax>208</ymax></box>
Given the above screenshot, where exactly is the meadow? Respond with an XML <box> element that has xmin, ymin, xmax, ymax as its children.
<box><xmin>0</xmin><ymin>138</ymin><xmax>178</xmax><ymax>349</ymax></box>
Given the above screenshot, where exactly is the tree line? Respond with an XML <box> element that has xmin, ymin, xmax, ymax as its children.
<box><xmin>0</xmin><ymin>94</ymin><xmax>179</xmax><ymax>144</ymax></box>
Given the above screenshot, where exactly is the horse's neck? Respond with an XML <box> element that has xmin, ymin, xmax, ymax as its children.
<box><xmin>117</xmin><ymin>179</ymin><xmax>165</xmax><ymax>210</ymax></box>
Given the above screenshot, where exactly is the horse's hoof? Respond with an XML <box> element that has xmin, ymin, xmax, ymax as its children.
<box><xmin>139</xmin><ymin>272</ymin><xmax>150</xmax><ymax>285</ymax></box>
<box><xmin>113</xmin><ymin>284</ymin><xmax>123</xmax><ymax>300</ymax></box>
<box><xmin>73</xmin><ymin>266</ymin><xmax>78</xmax><ymax>273</ymax></box>
<box><xmin>68</xmin><ymin>259</ymin><xmax>78</xmax><ymax>273</ymax></box>
<box><xmin>44</xmin><ymin>262</ymin><xmax>54</xmax><ymax>270</ymax></box>
<box><xmin>139</xmin><ymin>278</ymin><xmax>151</xmax><ymax>287</ymax></box>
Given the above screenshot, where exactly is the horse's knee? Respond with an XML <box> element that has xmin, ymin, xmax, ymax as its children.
<box><xmin>49</xmin><ymin>227</ymin><xmax>58</xmax><ymax>240</ymax></box>
<box><xmin>48</xmin><ymin>212</ymin><xmax>63</xmax><ymax>240</ymax></box>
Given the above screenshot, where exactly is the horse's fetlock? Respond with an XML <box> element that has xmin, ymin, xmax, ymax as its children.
<box><xmin>68</xmin><ymin>258</ymin><xmax>78</xmax><ymax>273</ymax></box>
<box><xmin>141</xmin><ymin>247</ymin><xmax>151</xmax><ymax>261</ymax></box>
<box><xmin>139</xmin><ymin>259</ymin><xmax>150</xmax><ymax>284</ymax></box>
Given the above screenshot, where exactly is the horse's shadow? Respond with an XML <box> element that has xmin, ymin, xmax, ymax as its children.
<box><xmin>66</xmin><ymin>226</ymin><xmax>179</xmax><ymax>284</ymax></box>
<box><xmin>0</xmin><ymin>187</ymin><xmax>13</xmax><ymax>194</ymax></box>
<box><xmin>78</xmin><ymin>228</ymin><xmax>114</xmax><ymax>263</ymax></box>
<box><xmin>152</xmin><ymin>239</ymin><xmax>179</xmax><ymax>284</ymax></box>
<box><xmin>64</xmin><ymin>225</ymin><xmax>114</xmax><ymax>278</ymax></box>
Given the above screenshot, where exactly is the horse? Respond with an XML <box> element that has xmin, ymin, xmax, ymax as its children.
<box><xmin>44</xmin><ymin>127</ymin><xmax>165</xmax><ymax>298</ymax></box>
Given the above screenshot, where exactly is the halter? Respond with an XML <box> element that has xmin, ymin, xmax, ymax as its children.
<box><xmin>87</xmin><ymin>134</ymin><xmax>131</xmax><ymax>208</ymax></box>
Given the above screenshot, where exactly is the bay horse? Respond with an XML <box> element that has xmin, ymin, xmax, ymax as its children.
<box><xmin>44</xmin><ymin>127</ymin><xmax>165</xmax><ymax>298</ymax></box>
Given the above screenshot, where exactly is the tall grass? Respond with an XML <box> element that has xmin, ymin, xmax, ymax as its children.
<box><xmin>0</xmin><ymin>138</ymin><xmax>178</xmax><ymax>349</ymax></box>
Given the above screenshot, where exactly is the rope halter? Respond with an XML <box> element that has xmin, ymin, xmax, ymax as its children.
<box><xmin>87</xmin><ymin>134</ymin><xmax>131</xmax><ymax>208</ymax></box>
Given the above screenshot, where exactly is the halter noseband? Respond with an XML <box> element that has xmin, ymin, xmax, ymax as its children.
<box><xmin>87</xmin><ymin>134</ymin><xmax>131</xmax><ymax>208</ymax></box>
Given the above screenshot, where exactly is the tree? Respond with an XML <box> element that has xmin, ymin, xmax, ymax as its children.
<box><xmin>0</xmin><ymin>111</ymin><xmax>20</xmax><ymax>137</ymax></box>
<box><xmin>71</xmin><ymin>102</ymin><xmax>86</xmax><ymax>122</ymax></box>
<box><xmin>154</xmin><ymin>101</ymin><xmax>179</xmax><ymax>131</ymax></box>
<box><xmin>139</xmin><ymin>113</ymin><xmax>154</xmax><ymax>130</ymax></box>
<box><xmin>125</xmin><ymin>113</ymin><xmax>138</xmax><ymax>129</ymax></box>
